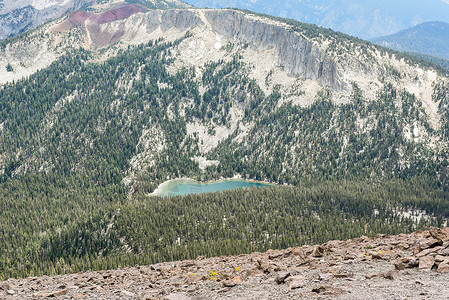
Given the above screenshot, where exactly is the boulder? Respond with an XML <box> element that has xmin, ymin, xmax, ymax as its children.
<box><xmin>33</xmin><ymin>289</ymin><xmax>68</xmax><ymax>297</ymax></box>
<box><xmin>275</xmin><ymin>272</ymin><xmax>291</xmax><ymax>284</ymax></box>
<box><xmin>183</xmin><ymin>274</ymin><xmax>205</xmax><ymax>285</ymax></box>
<box><xmin>257</xmin><ymin>259</ymin><xmax>272</xmax><ymax>273</ymax></box>
<box><xmin>311</xmin><ymin>246</ymin><xmax>324</xmax><ymax>257</ymax></box>
<box><xmin>394</xmin><ymin>261</ymin><xmax>405</xmax><ymax>270</ymax></box>
<box><xmin>429</xmin><ymin>227</ymin><xmax>449</xmax><ymax>243</ymax></box>
<box><xmin>437</xmin><ymin>260</ymin><xmax>449</xmax><ymax>273</ymax></box>
<box><xmin>383</xmin><ymin>270</ymin><xmax>398</xmax><ymax>280</ymax></box>
<box><xmin>437</xmin><ymin>248</ymin><xmax>449</xmax><ymax>256</ymax></box>
<box><xmin>416</xmin><ymin>246</ymin><xmax>444</xmax><ymax>258</ymax></box>
<box><xmin>222</xmin><ymin>280</ymin><xmax>237</xmax><ymax>287</ymax></box>
<box><xmin>289</xmin><ymin>275</ymin><xmax>306</xmax><ymax>289</ymax></box>
<box><xmin>418</xmin><ymin>256</ymin><xmax>435</xmax><ymax>271</ymax></box>
<box><xmin>312</xmin><ymin>285</ymin><xmax>346</xmax><ymax>296</ymax></box>
<box><xmin>417</xmin><ymin>238</ymin><xmax>441</xmax><ymax>252</ymax></box>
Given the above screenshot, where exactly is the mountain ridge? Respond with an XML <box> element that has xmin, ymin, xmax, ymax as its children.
<box><xmin>372</xmin><ymin>21</ymin><xmax>449</xmax><ymax>61</ymax></box>
<box><xmin>183</xmin><ymin>0</ymin><xmax>449</xmax><ymax>39</ymax></box>
<box><xmin>0</xmin><ymin>0</ymin><xmax>190</xmax><ymax>40</ymax></box>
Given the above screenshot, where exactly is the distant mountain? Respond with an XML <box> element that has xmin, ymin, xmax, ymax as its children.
<box><xmin>184</xmin><ymin>0</ymin><xmax>449</xmax><ymax>39</ymax></box>
<box><xmin>372</xmin><ymin>22</ymin><xmax>449</xmax><ymax>61</ymax></box>
<box><xmin>405</xmin><ymin>52</ymin><xmax>449</xmax><ymax>71</ymax></box>
<box><xmin>0</xmin><ymin>0</ymin><xmax>189</xmax><ymax>39</ymax></box>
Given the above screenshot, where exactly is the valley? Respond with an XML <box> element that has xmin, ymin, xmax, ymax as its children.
<box><xmin>0</xmin><ymin>1</ymin><xmax>449</xmax><ymax>286</ymax></box>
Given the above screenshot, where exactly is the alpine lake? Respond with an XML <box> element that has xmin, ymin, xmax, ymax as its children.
<box><xmin>153</xmin><ymin>179</ymin><xmax>271</xmax><ymax>197</ymax></box>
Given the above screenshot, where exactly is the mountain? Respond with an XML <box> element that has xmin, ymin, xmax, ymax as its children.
<box><xmin>2</xmin><ymin>228</ymin><xmax>449</xmax><ymax>299</ymax></box>
<box><xmin>1</xmin><ymin>6</ymin><xmax>449</xmax><ymax>279</ymax></box>
<box><xmin>0</xmin><ymin>0</ymin><xmax>93</xmax><ymax>39</ymax></box>
<box><xmin>183</xmin><ymin>0</ymin><xmax>449</xmax><ymax>39</ymax></box>
<box><xmin>372</xmin><ymin>22</ymin><xmax>449</xmax><ymax>61</ymax></box>
<box><xmin>404</xmin><ymin>52</ymin><xmax>449</xmax><ymax>71</ymax></box>
<box><xmin>0</xmin><ymin>0</ymin><xmax>189</xmax><ymax>39</ymax></box>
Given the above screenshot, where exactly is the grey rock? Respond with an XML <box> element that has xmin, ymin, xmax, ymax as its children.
<box><xmin>289</xmin><ymin>275</ymin><xmax>306</xmax><ymax>289</ymax></box>
<box><xmin>429</xmin><ymin>227</ymin><xmax>449</xmax><ymax>243</ymax></box>
<box><xmin>311</xmin><ymin>246</ymin><xmax>324</xmax><ymax>257</ymax></box>
<box><xmin>204</xmin><ymin>10</ymin><xmax>346</xmax><ymax>91</ymax></box>
<box><xmin>275</xmin><ymin>272</ymin><xmax>291</xmax><ymax>284</ymax></box>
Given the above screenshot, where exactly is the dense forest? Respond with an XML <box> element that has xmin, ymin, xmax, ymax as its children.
<box><xmin>1</xmin><ymin>177</ymin><xmax>448</xmax><ymax>279</ymax></box>
<box><xmin>1</xmin><ymin>21</ymin><xmax>449</xmax><ymax>280</ymax></box>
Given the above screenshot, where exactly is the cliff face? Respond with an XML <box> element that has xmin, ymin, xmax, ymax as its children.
<box><xmin>0</xmin><ymin>0</ymin><xmax>192</xmax><ymax>40</ymax></box>
<box><xmin>138</xmin><ymin>9</ymin><xmax>343</xmax><ymax>90</ymax></box>
<box><xmin>1</xmin><ymin>6</ymin><xmax>447</xmax><ymax>135</ymax></box>
<box><xmin>3</xmin><ymin>7</ymin><xmax>446</xmax><ymax>97</ymax></box>
<box><xmin>0</xmin><ymin>8</ymin><xmax>346</xmax><ymax>91</ymax></box>
<box><xmin>204</xmin><ymin>10</ymin><xmax>344</xmax><ymax>90</ymax></box>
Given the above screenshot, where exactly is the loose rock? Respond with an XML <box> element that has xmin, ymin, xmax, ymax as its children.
<box><xmin>289</xmin><ymin>275</ymin><xmax>306</xmax><ymax>289</ymax></box>
<box><xmin>437</xmin><ymin>260</ymin><xmax>449</xmax><ymax>273</ymax></box>
<box><xmin>418</xmin><ymin>256</ymin><xmax>435</xmax><ymax>271</ymax></box>
<box><xmin>311</xmin><ymin>246</ymin><xmax>324</xmax><ymax>257</ymax></box>
<box><xmin>275</xmin><ymin>272</ymin><xmax>291</xmax><ymax>284</ymax></box>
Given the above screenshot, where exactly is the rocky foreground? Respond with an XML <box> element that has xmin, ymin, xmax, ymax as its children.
<box><xmin>1</xmin><ymin>228</ymin><xmax>449</xmax><ymax>299</ymax></box>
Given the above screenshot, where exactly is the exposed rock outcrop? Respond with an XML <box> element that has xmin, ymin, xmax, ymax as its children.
<box><xmin>0</xmin><ymin>0</ymin><xmax>93</xmax><ymax>40</ymax></box>
<box><xmin>1</xmin><ymin>228</ymin><xmax>449</xmax><ymax>299</ymax></box>
<box><xmin>205</xmin><ymin>10</ymin><xmax>345</xmax><ymax>91</ymax></box>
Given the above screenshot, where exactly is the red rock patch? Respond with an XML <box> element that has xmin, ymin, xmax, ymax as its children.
<box><xmin>50</xmin><ymin>5</ymin><xmax>147</xmax><ymax>48</ymax></box>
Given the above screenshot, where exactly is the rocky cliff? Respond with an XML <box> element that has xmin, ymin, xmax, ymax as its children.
<box><xmin>204</xmin><ymin>10</ymin><xmax>344</xmax><ymax>90</ymax></box>
<box><xmin>1</xmin><ymin>228</ymin><xmax>448</xmax><ymax>299</ymax></box>
<box><xmin>3</xmin><ymin>7</ymin><xmax>445</xmax><ymax>96</ymax></box>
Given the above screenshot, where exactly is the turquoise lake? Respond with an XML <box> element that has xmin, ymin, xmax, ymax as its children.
<box><xmin>153</xmin><ymin>179</ymin><xmax>270</xmax><ymax>197</ymax></box>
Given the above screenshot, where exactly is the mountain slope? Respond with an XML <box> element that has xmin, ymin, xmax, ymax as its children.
<box><xmin>1</xmin><ymin>7</ymin><xmax>449</xmax><ymax>279</ymax></box>
<box><xmin>0</xmin><ymin>0</ymin><xmax>93</xmax><ymax>39</ymax></box>
<box><xmin>372</xmin><ymin>22</ymin><xmax>449</xmax><ymax>60</ymax></box>
<box><xmin>2</xmin><ymin>8</ymin><xmax>449</xmax><ymax>184</ymax></box>
<box><xmin>0</xmin><ymin>0</ymin><xmax>190</xmax><ymax>39</ymax></box>
<box><xmin>1</xmin><ymin>228</ymin><xmax>449</xmax><ymax>299</ymax></box>
<box><xmin>184</xmin><ymin>0</ymin><xmax>449</xmax><ymax>39</ymax></box>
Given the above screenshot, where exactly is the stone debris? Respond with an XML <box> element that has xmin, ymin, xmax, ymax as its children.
<box><xmin>275</xmin><ymin>272</ymin><xmax>291</xmax><ymax>284</ymax></box>
<box><xmin>1</xmin><ymin>227</ymin><xmax>449</xmax><ymax>299</ymax></box>
<box><xmin>288</xmin><ymin>275</ymin><xmax>306</xmax><ymax>290</ymax></box>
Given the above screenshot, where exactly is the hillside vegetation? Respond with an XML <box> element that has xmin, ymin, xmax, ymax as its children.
<box><xmin>0</xmin><ymin>8</ymin><xmax>449</xmax><ymax>280</ymax></box>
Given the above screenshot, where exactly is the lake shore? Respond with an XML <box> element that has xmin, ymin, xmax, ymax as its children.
<box><xmin>150</xmin><ymin>176</ymin><xmax>273</xmax><ymax>197</ymax></box>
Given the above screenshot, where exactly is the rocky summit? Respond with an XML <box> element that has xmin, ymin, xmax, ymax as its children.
<box><xmin>1</xmin><ymin>228</ymin><xmax>449</xmax><ymax>299</ymax></box>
